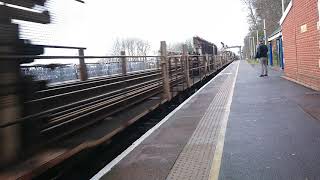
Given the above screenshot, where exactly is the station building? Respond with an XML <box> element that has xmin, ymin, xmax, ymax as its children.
<box><xmin>280</xmin><ymin>0</ymin><xmax>320</xmax><ymax>90</ymax></box>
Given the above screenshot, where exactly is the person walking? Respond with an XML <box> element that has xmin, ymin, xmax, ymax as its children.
<box><xmin>256</xmin><ymin>40</ymin><xmax>269</xmax><ymax>77</ymax></box>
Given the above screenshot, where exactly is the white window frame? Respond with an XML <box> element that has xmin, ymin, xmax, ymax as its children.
<box><xmin>280</xmin><ymin>1</ymin><xmax>293</xmax><ymax>25</ymax></box>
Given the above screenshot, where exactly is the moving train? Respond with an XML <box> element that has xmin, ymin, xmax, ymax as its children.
<box><xmin>0</xmin><ymin>0</ymin><xmax>236</xmax><ymax>170</ymax></box>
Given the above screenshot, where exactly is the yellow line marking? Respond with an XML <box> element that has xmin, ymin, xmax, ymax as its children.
<box><xmin>209</xmin><ymin>61</ymin><xmax>240</xmax><ymax>180</ymax></box>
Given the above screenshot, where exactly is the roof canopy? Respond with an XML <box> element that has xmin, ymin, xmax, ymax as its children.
<box><xmin>268</xmin><ymin>27</ymin><xmax>281</xmax><ymax>42</ymax></box>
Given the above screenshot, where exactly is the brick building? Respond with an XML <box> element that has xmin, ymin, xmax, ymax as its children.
<box><xmin>281</xmin><ymin>0</ymin><xmax>320</xmax><ymax>90</ymax></box>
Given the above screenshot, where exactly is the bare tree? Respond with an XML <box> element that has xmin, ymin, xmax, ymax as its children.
<box><xmin>110</xmin><ymin>38</ymin><xmax>122</xmax><ymax>56</ymax></box>
<box><xmin>110</xmin><ymin>38</ymin><xmax>151</xmax><ymax>56</ymax></box>
<box><xmin>136</xmin><ymin>39</ymin><xmax>151</xmax><ymax>56</ymax></box>
<box><xmin>168</xmin><ymin>42</ymin><xmax>184</xmax><ymax>53</ymax></box>
<box><xmin>241</xmin><ymin>0</ymin><xmax>291</xmax><ymax>59</ymax></box>
<box><xmin>254</xmin><ymin>0</ymin><xmax>283</xmax><ymax>36</ymax></box>
<box><xmin>168</xmin><ymin>39</ymin><xmax>194</xmax><ymax>54</ymax></box>
<box><xmin>242</xmin><ymin>0</ymin><xmax>259</xmax><ymax>31</ymax></box>
<box><xmin>185</xmin><ymin>39</ymin><xmax>194</xmax><ymax>53</ymax></box>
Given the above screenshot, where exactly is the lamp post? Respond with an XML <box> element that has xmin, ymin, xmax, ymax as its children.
<box><xmin>249</xmin><ymin>37</ymin><xmax>253</xmax><ymax>59</ymax></box>
<box><xmin>250</xmin><ymin>36</ymin><xmax>256</xmax><ymax>59</ymax></box>
<box><xmin>282</xmin><ymin>0</ymin><xmax>285</xmax><ymax>14</ymax></box>
<box><xmin>263</xmin><ymin>19</ymin><xmax>267</xmax><ymax>44</ymax></box>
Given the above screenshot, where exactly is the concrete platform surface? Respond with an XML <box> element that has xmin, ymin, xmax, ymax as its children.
<box><xmin>219</xmin><ymin>61</ymin><xmax>320</xmax><ymax>180</ymax></box>
<box><xmin>94</xmin><ymin>60</ymin><xmax>320</xmax><ymax>180</ymax></box>
<box><xmin>94</xmin><ymin>61</ymin><xmax>239</xmax><ymax>180</ymax></box>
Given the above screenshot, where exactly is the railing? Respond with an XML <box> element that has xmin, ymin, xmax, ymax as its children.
<box><xmin>21</xmin><ymin>64</ymin><xmax>79</xmax><ymax>83</ymax></box>
<box><xmin>21</xmin><ymin>57</ymin><xmax>161</xmax><ymax>84</ymax></box>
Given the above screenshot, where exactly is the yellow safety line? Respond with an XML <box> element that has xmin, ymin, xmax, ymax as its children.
<box><xmin>209</xmin><ymin>61</ymin><xmax>240</xmax><ymax>180</ymax></box>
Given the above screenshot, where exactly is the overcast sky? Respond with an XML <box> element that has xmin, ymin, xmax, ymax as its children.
<box><xmin>82</xmin><ymin>0</ymin><xmax>249</xmax><ymax>55</ymax></box>
<box><xmin>18</xmin><ymin>0</ymin><xmax>249</xmax><ymax>63</ymax></box>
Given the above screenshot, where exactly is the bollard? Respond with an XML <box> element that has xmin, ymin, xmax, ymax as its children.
<box><xmin>182</xmin><ymin>45</ymin><xmax>191</xmax><ymax>88</ymax></box>
<box><xmin>160</xmin><ymin>41</ymin><xmax>172</xmax><ymax>101</ymax></box>
<box><xmin>121</xmin><ymin>51</ymin><xmax>127</xmax><ymax>75</ymax></box>
<box><xmin>78</xmin><ymin>48</ymin><xmax>88</xmax><ymax>81</ymax></box>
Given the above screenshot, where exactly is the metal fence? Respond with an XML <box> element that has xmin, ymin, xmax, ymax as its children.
<box><xmin>21</xmin><ymin>64</ymin><xmax>79</xmax><ymax>83</ymax></box>
<box><xmin>17</xmin><ymin>45</ymin><xmax>161</xmax><ymax>84</ymax></box>
<box><xmin>21</xmin><ymin>57</ymin><xmax>161</xmax><ymax>84</ymax></box>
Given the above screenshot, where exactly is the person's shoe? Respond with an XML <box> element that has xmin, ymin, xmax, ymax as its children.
<box><xmin>259</xmin><ymin>75</ymin><xmax>264</xmax><ymax>77</ymax></box>
<box><xmin>264</xmin><ymin>74</ymin><xmax>268</xmax><ymax>77</ymax></box>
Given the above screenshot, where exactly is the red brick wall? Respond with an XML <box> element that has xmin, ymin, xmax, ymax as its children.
<box><xmin>282</xmin><ymin>0</ymin><xmax>320</xmax><ymax>90</ymax></box>
<box><xmin>282</xmin><ymin>5</ymin><xmax>298</xmax><ymax>80</ymax></box>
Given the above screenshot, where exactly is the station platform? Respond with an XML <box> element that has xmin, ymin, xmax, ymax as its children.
<box><xmin>92</xmin><ymin>60</ymin><xmax>320</xmax><ymax>180</ymax></box>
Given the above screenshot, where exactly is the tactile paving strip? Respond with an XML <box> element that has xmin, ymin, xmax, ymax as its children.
<box><xmin>167</xmin><ymin>62</ymin><xmax>238</xmax><ymax>180</ymax></box>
